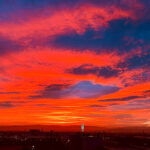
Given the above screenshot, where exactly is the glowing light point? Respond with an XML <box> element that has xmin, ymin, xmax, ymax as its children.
<box><xmin>32</xmin><ymin>145</ymin><xmax>35</xmax><ymax>150</ymax></box>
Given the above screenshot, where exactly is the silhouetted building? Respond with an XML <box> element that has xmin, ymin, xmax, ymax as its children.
<box><xmin>81</xmin><ymin>123</ymin><xmax>84</xmax><ymax>133</ymax></box>
<box><xmin>29</xmin><ymin>129</ymin><xmax>41</xmax><ymax>136</ymax></box>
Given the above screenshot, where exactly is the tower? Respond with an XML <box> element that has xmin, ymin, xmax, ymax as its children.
<box><xmin>81</xmin><ymin>123</ymin><xmax>84</xmax><ymax>132</ymax></box>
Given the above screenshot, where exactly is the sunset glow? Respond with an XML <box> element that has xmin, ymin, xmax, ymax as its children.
<box><xmin>0</xmin><ymin>0</ymin><xmax>150</xmax><ymax>129</ymax></box>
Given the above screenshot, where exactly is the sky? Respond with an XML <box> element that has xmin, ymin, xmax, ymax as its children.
<box><xmin>0</xmin><ymin>0</ymin><xmax>150</xmax><ymax>128</ymax></box>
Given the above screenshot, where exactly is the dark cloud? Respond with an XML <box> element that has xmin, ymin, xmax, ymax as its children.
<box><xmin>99</xmin><ymin>95</ymin><xmax>146</xmax><ymax>102</ymax></box>
<box><xmin>35</xmin><ymin>104</ymin><xmax>49</xmax><ymax>107</ymax></box>
<box><xmin>112</xmin><ymin>114</ymin><xmax>132</xmax><ymax>119</ymax></box>
<box><xmin>120</xmin><ymin>71</ymin><xmax>150</xmax><ymax>87</ymax></box>
<box><xmin>30</xmin><ymin>81</ymin><xmax>119</xmax><ymax>99</ymax></box>
<box><xmin>98</xmin><ymin>66</ymin><xmax>121</xmax><ymax>78</ymax></box>
<box><xmin>29</xmin><ymin>83</ymin><xmax>71</xmax><ymax>99</ymax></box>
<box><xmin>0</xmin><ymin>101</ymin><xmax>26</xmax><ymax>109</ymax></box>
<box><xmin>44</xmin><ymin>84</ymin><xmax>71</xmax><ymax>91</ymax></box>
<box><xmin>0</xmin><ymin>92</ymin><xmax>20</xmax><ymax>94</ymax></box>
<box><xmin>130</xmin><ymin>99</ymin><xmax>150</xmax><ymax>104</ymax></box>
<box><xmin>0</xmin><ymin>101</ymin><xmax>14</xmax><ymax>108</ymax></box>
<box><xmin>110</xmin><ymin>102</ymin><xmax>150</xmax><ymax>111</ymax></box>
<box><xmin>88</xmin><ymin>105</ymin><xmax>105</xmax><ymax>108</ymax></box>
<box><xmin>108</xmin><ymin>103</ymin><xmax>120</xmax><ymax>106</ymax></box>
<box><xmin>144</xmin><ymin>90</ymin><xmax>150</xmax><ymax>94</ymax></box>
<box><xmin>0</xmin><ymin>36</ymin><xmax>25</xmax><ymax>55</ymax></box>
<box><xmin>67</xmin><ymin>64</ymin><xmax>99</xmax><ymax>75</ymax></box>
<box><xmin>127</xmin><ymin>53</ymin><xmax>150</xmax><ymax>69</ymax></box>
<box><xmin>51</xmin><ymin>17</ymin><xmax>150</xmax><ymax>53</ymax></box>
<box><xmin>0</xmin><ymin>0</ymin><xmax>113</xmax><ymax>20</ymax></box>
<box><xmin>67</xmin><ymin>64</ymin><xmax>121</xmax><ymax>78</ymax></box>
<box><xmin>83</xmin><ymin>114</ymin><xmax>106</xmax><ymax>118</ymax></box>
<box><xmin>0</xmin><ymin>0</ymin><xmax>125</xmax><ymax>13</ymax></box>
<box><xmin>117</xmin><ymin>52</ymin><xmax>150</xmax><ymax>70</ymax></box>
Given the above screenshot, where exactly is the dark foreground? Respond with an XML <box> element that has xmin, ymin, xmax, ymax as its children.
<box><xmin>0</xmin><ymin>130</ymin><xmax>150</xmax><ymax>150</ymax></box>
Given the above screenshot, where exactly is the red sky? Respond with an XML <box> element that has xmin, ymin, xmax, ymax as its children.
<box><xmin>0</xmin><ymin>0</ymin><xmax>150</xmax><ymax>129</ymax></box>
